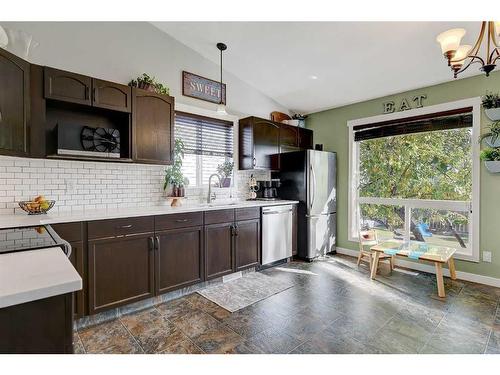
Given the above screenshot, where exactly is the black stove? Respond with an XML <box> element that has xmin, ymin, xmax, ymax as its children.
<box><xmin>0</xmin><ymin>225</ymin><xmax>70</xmax><ymax>256</ymax></box>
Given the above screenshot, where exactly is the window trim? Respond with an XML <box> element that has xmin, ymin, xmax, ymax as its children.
<box><xmin>347</xmin><ymin>97</ymin><xmax>481</xmax><ymax>262</ymax></box>
<box><xmin>174</xmin><ymin>102</ymin><xmax>239</xmax><ymax>189</ymax></box>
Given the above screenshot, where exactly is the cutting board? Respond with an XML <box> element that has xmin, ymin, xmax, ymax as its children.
<box><xmin>270</xmin><ymin>111</ymin><xmax>291</xmax><ymax>123</ymax></box>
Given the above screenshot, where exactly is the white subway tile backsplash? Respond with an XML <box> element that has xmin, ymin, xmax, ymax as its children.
<box><xmin>0</xmin><ymin>156</ymin><xmax>270</xmax><ymax>215</ymax></box>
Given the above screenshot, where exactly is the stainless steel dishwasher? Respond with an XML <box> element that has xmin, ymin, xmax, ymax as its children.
<box><xmin>261</xmin><ymin>205</ymin><xmax>293</xmax><ymax>265</ymax></box>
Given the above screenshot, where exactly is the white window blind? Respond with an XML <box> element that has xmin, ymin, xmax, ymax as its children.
<box><xmin>174</xmin><ymin>112</ymin><xmax>234</xmax><ymax>187</ymax></box>
<box><xmin>174</xmin><ymin>112</ymin><xmax>233</xmax><ymax>157</ymax></box>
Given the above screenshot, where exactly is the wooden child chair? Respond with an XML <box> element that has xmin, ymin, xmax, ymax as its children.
<box><xmin>357</xmin><ymin>228</ymin><xmax>394</xmax><ymax>273</ymax></box>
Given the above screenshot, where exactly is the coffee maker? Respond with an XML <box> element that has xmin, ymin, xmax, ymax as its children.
<box><xmin>256</xmin><ymin>179</ymin><xmax>281</xmax><ymax>200</ymax></box>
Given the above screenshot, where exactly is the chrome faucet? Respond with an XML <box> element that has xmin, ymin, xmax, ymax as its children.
<box><xmin>207</xmin><ymin>174</ymin><xmax>221</xmax><ymax>203</ymax></box>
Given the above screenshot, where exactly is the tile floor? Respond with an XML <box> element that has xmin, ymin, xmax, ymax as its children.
<box><xmin>74</xmin><ymin>254</ymin><xmax>500</xmax><ymax>354</ymax></box>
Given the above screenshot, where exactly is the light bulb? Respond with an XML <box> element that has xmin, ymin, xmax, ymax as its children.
<box><xmin>450</xmin><ymin>44</ymin><xmax>472</xmax><ymax>68</ymax></box>
<box><xmin>436</xmin><ymin>28</ymin><xmax>466</xmax><ymax>56</ymax></box>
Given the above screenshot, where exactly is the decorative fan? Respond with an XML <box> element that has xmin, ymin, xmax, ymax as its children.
<box><xmin>81</xmin><ymin>126</ymin><xmax>120</xmax><ymax>154</ymax></box>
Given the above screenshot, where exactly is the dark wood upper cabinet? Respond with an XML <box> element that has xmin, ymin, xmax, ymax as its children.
<box><xmin>0</xmin><ymin>47</ymin><xmax>30</xmax><ymax>156</ymax></box>
<box><xmin>88</xmin><ymin>233</ymin><xmax>155</xmax><ymax>314</ymax></box>
<box><xmin>235</xmin><ymin>218</ymin><xmax>260</xmax><ymax>271</ymax></box>
<box><xmin>44</xmin><ymin>67</ymin><xmax>92</xmax><ymax>106</ymax></box>
<box><xmin>239</xmin><ymin>117</ymin><xmax>280</xmax><ymax>170</ymax></box>
<box><xmin>204</xmin><ymin>222</ymin><xmax>234</xmax><ymax>280</ymax></box>
<box><xmin>280</xmin><ymin>124</ymin><xmax>299</xmax><ymax>148</ymax></box>
<box><xmin>132</xmin><ymin>88</ymin><xmax>174</xmax><ymax>164</ymax></box>
<box><xmin>298</xmin><ymin>128</ymin><xmax>313</xmax><ymax>149</ymax></box>
<box><xmin>92</xmin><ymin>78</ymin><xmax>131</xmax><ymax>113</ymax></box>
<box><xmin>155</xmin><ymin>226</ymin><xmax>204</xmax><ymax>294</ymax></box>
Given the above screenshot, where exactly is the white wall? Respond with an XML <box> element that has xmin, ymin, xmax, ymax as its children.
<box><xmin>0</xmin><ymin>22</ymin><xmax>288</xmax><ymax>118</ymax></box>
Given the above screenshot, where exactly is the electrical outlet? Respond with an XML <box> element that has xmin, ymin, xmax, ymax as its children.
<box><xmin>483</xmin><ymin>251</ymin><xmax>492</xmax><ymax>263</ymax></box>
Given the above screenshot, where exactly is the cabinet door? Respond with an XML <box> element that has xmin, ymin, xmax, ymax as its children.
<box><xmin>0</xmin><ymin>47</ymin><xmax>30</xmax><ymax>156</ymax></box>
<box><xmin>88</xmin><ymin>234</ymin><xmax>154</xmax><ymax>314</ymax></box>
<box><xmin>254</xmin><ymin>118</ymin><xmax>280</xmax><ymax>169</ymax></box>
<box><xmin>205</xmin><ymin>222</ymin><xmax>234</xmax><ymax>280</ymax></box>
<box><xmin>133</xmin><ymin>89</ymin><xmax>174</xmax><ymax>164</ymax></box>
<box><xmin>44</xmin><ymin>67</ymin><xmax>92</xmax><ymax>105</ymax></box>
<box><xmin>92</xmin><ymin>78</ymin><xmax>132</xmax><ymax>113</ymax></box>
<box><xmin>156</xmin><ymin>226</ymin><xmax>204</xmax><ymax>294</ymax></box>
<box><xmin>68</xmin><ymin>241</ymin><xmax>85</xmax><ymax>319</ymax></box>
<box><xmin>235</xmin><ymin>219</ymin><xmax>260</xmax><ymax>271</ymax></box>
<box><xmin>298</xmin><ymin>128</ymin><xmax>313</xmax><ymax>149</ymax></box>
<box><xmin>280</xmin><ymin>124</ymin><xmax>298</xmax><ymax>148</ymax></box>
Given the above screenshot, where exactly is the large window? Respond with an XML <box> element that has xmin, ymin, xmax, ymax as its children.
<box><xmin>348</xmin><ymin>99</ymin><xmax>480</xmax><ymax>261</ymax></box>
<box><xmin>174</xmin><ymin>112</ymin><xmax>233</xmax><ymax>187</ymax></box>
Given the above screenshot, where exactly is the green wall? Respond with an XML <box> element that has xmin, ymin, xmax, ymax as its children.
<box><xmin>307</xmin><ymin>71</ymin><xmax>500</xmax><ymax>279</ymax></box>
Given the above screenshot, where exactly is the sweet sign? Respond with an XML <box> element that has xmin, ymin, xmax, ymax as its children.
<box><xmin>182</xmin><ymin>71</ymin><xmax>226</xmax><ymax>104</ymax></box>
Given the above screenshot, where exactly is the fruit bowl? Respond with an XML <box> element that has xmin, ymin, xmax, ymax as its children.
<box><xmin>18</xmin><ymin>200</ymin><xmax>56</xmax><ymax>215</ymax></box>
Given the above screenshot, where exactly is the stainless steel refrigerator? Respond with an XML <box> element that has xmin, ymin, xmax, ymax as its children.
<box><xmin>276</xmin><ymin>150</ymin><xmax>337</xmax><ymax>261</ymax></box>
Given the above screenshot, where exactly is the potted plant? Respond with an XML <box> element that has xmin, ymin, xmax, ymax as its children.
<box><xmin>482</xmin><ymin>92</ymin><xmax>500</xmax><ymax>121</ymax></box>
<box><xmin>479</xmin><ymin>120</ymin><xmax>500</xmax><ymax>147</ymax></box>
<box><xmin>480</xmin><ymin>147</ymin><xmax>500</xmax><ymax>173</ymax></box>
<box><xmin>129</xmin><ymin>73</ymin><xmax>170</xmax><ymax>95</ymax></box>
<box><xmin>217</xmin><ymin>160</ymin><xmax>234</xmax><ymax>187</ymax></box>
<box><xmin>164</xmin><ymin>139</ymin><xmax>189</xmax><ymax>196</ymax></box>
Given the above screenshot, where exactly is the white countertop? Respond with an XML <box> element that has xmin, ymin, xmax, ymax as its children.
<box><xmin>0</xmin><ymin>247</ymin><xmax>82</xmax><ymax>308</ymax></box>
<box><xmin>0</xmin><ymin>200</ymin><xmax>299</xmax><ymax>229</ymax></box>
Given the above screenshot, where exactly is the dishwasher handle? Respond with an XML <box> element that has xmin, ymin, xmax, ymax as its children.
<box><xmin>262</xmin><ymin>209</ymin><xmax>293</xmax><ymax>215</ymax></box>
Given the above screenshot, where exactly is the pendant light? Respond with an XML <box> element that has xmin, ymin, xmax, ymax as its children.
<box><xmin>436</xmin><ymin>22</ymin><xmax>500</xmax><ymax>78</ymax></box>
<box><xmin>216</xmin><ymin>42</ymin><xmax>227</xmax><ymax>115</ymax></box>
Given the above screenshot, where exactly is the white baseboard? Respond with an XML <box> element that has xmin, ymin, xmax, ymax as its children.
<box><xmin>335</xmin><ymin>247</ymin><xmax>500</xmax><ymax>288</ymax></box>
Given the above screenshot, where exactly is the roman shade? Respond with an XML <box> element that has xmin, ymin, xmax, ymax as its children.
<box><xmin>174</xmin><ymin>111</ymin><xmax>233</xmax><ymax>157</ymax></box>
<box><xmin>353</xmin><ymin>107</ymin><xmax>473</xmax><ymax>142</ymax></box>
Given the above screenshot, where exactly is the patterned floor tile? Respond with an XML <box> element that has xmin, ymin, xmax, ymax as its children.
<box><xmin>192</xmin><ymin>324</ymin><xmax>244</xmax><ymax>354</ymax></box>
<box><xmin>172</xmin><ymin>309</ymin><xmax>220</xmax><ymax>339</ymax></box>
<box><xmin>159</xmin><ymin>339</ymin><xmax>204</xmax><ymax>354</ymax></box>
<box><xmin>184</xmin><ymin>293</ymin><xmax>231</xmax><ymax>321</ymax></box>
<box><xmin>79</xmin><ymin>320</ymin><xmax>143</xmax><ymax>354</ymax></box>
<box><xmin>120</xmin><ymin>308</ymin><xmax>189</xmax><ymax>353</ymax></box>
<box><xmin>242</xmin><ymin>328</ymin><xmax>302</xmax><ymax>354</ymax></box>
<box><xmin>155</xmin><ymin>297</ymin><xmax>197</xmax><ymax>321</ymax></box>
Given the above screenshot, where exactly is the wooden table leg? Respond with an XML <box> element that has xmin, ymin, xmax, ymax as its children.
<box><xmin>435</xmin><ymin>262</ymin><xmax>445</xmax><ymax>298</ymax></box>
<box><xmin>448</xmin><ymin>257</ymin><xmax>457</xmax><ymax>280</ymax></box>
<box><xmin>370</xmin><ymin>252</ymin><xmax>380</xmax><ymax>279</ymax></box>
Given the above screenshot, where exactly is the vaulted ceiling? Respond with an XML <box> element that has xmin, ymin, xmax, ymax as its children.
<box><xmin>153</xmin><ymin>22</ymin><xmax>484</xmax><ymax>113</ymax></box>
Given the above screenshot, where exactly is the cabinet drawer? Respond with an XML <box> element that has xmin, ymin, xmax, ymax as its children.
<box><xmin>155</xmin><ymin>212</ymin><xmax>203</xmax><ymax>231</ymax></box>
<box><xmin>51</xmin><ymin>222</ymin><xmax>83</xmax><ymax>243</ymax></box>
<box><xmin>235</xmin><ymin>207</ymin><xmax>260</xmax><ymax>221</ymax></box>
<box><xmin>204</xmin><ymin>209</ymin><xmax>235</xmax><ymax>225</ymax></box>
<box><xmin>88</xmin><ymin>216</ymin><xmax>153</xmax><ymax>239</ymax></box>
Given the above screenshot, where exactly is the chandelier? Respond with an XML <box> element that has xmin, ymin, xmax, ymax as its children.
<box><xmin>436</xmin><ymin>21</ymin><xmax>500</xmax><ymax>78</ymax></box>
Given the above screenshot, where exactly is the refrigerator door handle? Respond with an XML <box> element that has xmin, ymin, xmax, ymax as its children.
<box><xmin>310</xmin><ymin>164</ymin><xmax>316</xmax><ymax>210</ymax></box>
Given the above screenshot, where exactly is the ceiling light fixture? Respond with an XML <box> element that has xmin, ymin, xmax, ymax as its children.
<box><xmin>436</xmin><ymin>21</ymin><xmax>500</xmax><ymax>78</ymax></box>
<box><xmin>216</xmin><ymin>42</ymin><xmax>227</xmax><ymax>115</ymax></box>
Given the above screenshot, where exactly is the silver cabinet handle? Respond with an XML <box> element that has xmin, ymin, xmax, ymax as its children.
<box><xmin>118</xmin><ymin>224</ymin><xmax>133</xmax><ymax>229</ymax></box>
<box><xmin>155</xmin><ymin>236</ymin><xmax>160</xmax><ymax>251</ymax></box>
<box><xmin>148</xmin><ymin>237</ymin><xmax>154</xmax><ymax>251</ymax></box>
<box><xmin>175</xmin><ymin>219</ymin><xmax>189</xmax><ymax>223</ymax></box>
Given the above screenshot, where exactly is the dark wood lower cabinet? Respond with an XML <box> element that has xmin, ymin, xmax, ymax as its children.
<box><xmin>205</xmin><ymin>222</ymin><xmax>234</xmax><ymax>280</ymax></box>
<box><xmin>0</xmin><ymin>293</ymin><xmax>73</xmax><ymax>353</ymax></box>
<box><xmin>235</xmin><ymin>219</ymin><xmax>260</xmax><ymax>271</ymax></box>
<box><xmin>88</xmin><ymin>234</ymin><xmax>155</xmax><ymax>314</ymax></box>
<box><xmin>156</xmin><ymin>226</ymin><xmax>204</xmax><ymax>294</ymax></box>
